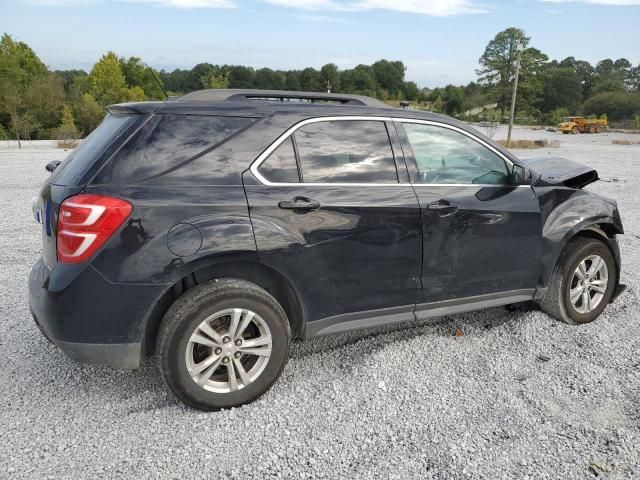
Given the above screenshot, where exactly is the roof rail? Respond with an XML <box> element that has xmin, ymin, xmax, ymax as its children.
<box><xmin>175</xmin><ymin>89</ymin><xmax>389</xmax><ymax>108</ymax></box>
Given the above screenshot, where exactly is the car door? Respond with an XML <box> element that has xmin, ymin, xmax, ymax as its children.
<box><xmin>395</xmin><ymin>119</ymin><xmax>542</xmax><ymax>308</ymax></box>
<box><xmin>243</xmin><ymin>117</ymin><xmax>422</xmax><ymax>336</ymax></box>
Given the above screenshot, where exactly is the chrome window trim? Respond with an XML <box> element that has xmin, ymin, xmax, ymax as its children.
<box><xmin>249</xmin><ymin>115</ymin><xmax>518</xmax><ymax>187</ymax></box>
<box><xmin>396</xmin><ymin>118</ymin><xmax>514</xmax><ymax>169</ymax></box>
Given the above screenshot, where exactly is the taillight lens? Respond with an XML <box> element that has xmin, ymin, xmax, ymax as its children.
<box><xmin>57</xmin><ymin>194</ymin><xmax>132</xmax><ymax>264</ymax></box>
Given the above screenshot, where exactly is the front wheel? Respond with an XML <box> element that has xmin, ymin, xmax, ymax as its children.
<box><xmin>540</xmin><ymin>237</ymin><xmax>616</xmax><ymax>324</ymax></box>
<box><xmin>156</xmin><ymin>279</ymin><xmax>291</xmax><ymax>410</ymax></box>
<box><xmin>571</xmin><ymin>126</ymin><xmax>579</xmax><ymax>134</ymax></box>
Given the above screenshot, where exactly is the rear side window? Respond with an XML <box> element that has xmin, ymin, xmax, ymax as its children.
<box><xmin>293</xmin><ymin>120</ymin><xmax>398</xmax><ymax>184</ymax></box>
<box><xmin>93</xmin><ymin>114</ymin><xmax>254</xmax><ymax>184</ymax></box>
<box><xmin>258</xmin><ymin>137</ymin><xmax>300</xmax><ymax>183</ymax></box>
<box><xmin>50</xmin><ymin>114</ymin><xmax>138</xmax><ymax>186</ymax></box>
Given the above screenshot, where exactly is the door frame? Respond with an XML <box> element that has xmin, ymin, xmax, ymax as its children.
<box><xmin>250</xmin><ymin>115</ymin><xmax>521</xmax><ymax>188</ymax></box>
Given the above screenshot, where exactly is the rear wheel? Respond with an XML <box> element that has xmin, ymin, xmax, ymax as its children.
<box><xmin>540</xmin><ymin>237</ymin><xmax>616</xmax><ymax>324</ymax></box>
<box><xmin>589</xmin><ymin>126</ymin><xmax>596</xmax><ymax>133</ymax></box>
<box><xmin>156</xmin><ymin>279</ymin><xmax>291</xmax><ymax>410</ymax></box>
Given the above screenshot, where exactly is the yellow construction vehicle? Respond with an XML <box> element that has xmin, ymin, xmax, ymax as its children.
<box><xmin>558</xmin><ymin>116</ymin><xmax>607</xmax><ymax>134</ymax></box>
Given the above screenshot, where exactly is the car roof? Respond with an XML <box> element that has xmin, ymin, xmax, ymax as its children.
<box><xmin>108</xmin><ymin>88</ymin><xmax>454</xmax><ymax>122</ymax></box>
<box><xmin>106</xmin><ymin>89</ymin><xmax>521</xmax><ymax>167</ymax></box>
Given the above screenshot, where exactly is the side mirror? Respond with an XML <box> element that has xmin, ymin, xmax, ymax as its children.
<box><xmin>511</xmin><ymin>164</ymin><xmax>531</xmax><ymax>185</ymax></box>
<box><xmin>45</xmin><ymin>160</ymin><xmax>62</xmax><ymax>173</ymax></box>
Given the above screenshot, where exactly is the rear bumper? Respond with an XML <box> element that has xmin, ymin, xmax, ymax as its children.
<box><xmin>29</xmin><ymin>257</ymin><xmax>165</xmax><ymax>369</ymax></box>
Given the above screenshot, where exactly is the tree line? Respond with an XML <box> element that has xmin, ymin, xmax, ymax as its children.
<box><xmin>1</xmin><ymin>28</ymin><xmax>639</xmax><ymax>143</ymax></box>
<box><xmin>439</xmin><ymin>27</ymin><xmax>640</xmax><ymax>127</ymax></box>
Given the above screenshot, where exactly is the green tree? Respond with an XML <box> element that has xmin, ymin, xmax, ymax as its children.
<box><xmin>441</xmin><ymin>85</ymin><xmax>465</xmax><ymax>115</ymax></box>
<box><xmin>254</xmin><ymin>68</ymin><xmax>286</xmax><ymax>90</ymax></box>
<box><xmin>320</xmin><ymin>63</ymin><xmax>340</xmax><ymax>92</ymax></box>
<box><xmin>592</xmin><ymin>58</ymin><xmax>630</xmax><ymax>93</ymax></box>
<box><xmin>582</xmin><ymin>91</ymin><xmax>640</xmax><ymax>120</ymax></box>
<box><xmin>402</xmin><ymin>81</ymin><xmax>421</xmax><ymax>101</ymax></box>
<box><xmin>159</xmin><ymin>68</ymin><xmax>190</xmax><ymax>93</ymax></box>
<box><xmin>227</xmin><ymin>66</ymin><xmax>255</xmax><ymax>89</ymax></box>
<box><xmin>74</xmin><ymin>93</ymin><xmax>104</xmax><ymax>135</ymax></box>
<box><xmin>559</xmin><ymin>57</ymin><xmax>595</xmax><ymax>98</ymax></box>
<box><xmin>477</xmin><ymin>27</ymin><xmax>548</xmax><ymax>116</ymax></box>
<box><xmin>539</xmin><ymin>65</ymin><xmax>582</xmax><ymax>113</ymax></box>
<box><xmin>0</xmin><ymin>34</ymin><xmax>47</xmax><ymax>90</ymax></box>
<box><xmin>89</xmin><ymin>52</ymin><xmax>127</xmax><ymax>106</ymax></box>
<box><xmin>340</xmin><ymin>65</ymin><xmax>378</xmax><ymax>95</ymax></box>
<box><xmin>24</xmin><ymin>72</ymin><xmax>66</xmax><ymax>134</ymax></box>
<box><xmin>0</xmin><ymin>33</ymin><xmax>49</xmax><ymax>146</ymax></box>
<box><xmin>55</xmin><ymin>104</ymin><xmax>79</xmax><ymax>143</ymax></box>
<box><xmin>371</xmin><ymin>59</ymin><xmax>405</xmax><ymax>96</ymax></box>
<box><xmin>119</xmin><ymin>56</ymin><xmax>164</xmax><ymax>99</ymax></box>
<box><xmin>299</xmin><ymin>67</ymin><xmax>322</xmax><ymax>91</ymax></box>
<box><xmin>285</xmin><ymin>70</ymin><xmax>301</xmax><ymax>91</ymax></box>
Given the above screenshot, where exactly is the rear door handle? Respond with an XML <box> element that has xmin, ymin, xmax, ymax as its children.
<box><xmin>278</xmin><ymin>197</ymin><xmax>321</xmax><ymax>212</ymax></box>
<box><xmin>426</xmin><ymin>199</ymin><xmax>458</xmax><ymax>216</ymax></box>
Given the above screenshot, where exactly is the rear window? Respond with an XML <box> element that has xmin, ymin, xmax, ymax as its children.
<box><xmin>50</xmin><ymin>114</ymin><xmax>138</xmax><ymax>186</ymax></box>
<box><xmin>92</xmin><ymin>114</ymin><xmax>254</xmax><ymax>184</ymax></box>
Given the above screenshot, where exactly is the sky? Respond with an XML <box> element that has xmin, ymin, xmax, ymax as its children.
<box><xmin>1</xmin><ymin>0</ymin><xmax>639</xmax><ymax>88</ymax></box>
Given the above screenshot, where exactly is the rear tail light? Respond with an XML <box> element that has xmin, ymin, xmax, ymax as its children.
<box><xmin>57</xmin><ymin>194</ymin><xmax>132</xmax><ymax>264</ymax></box>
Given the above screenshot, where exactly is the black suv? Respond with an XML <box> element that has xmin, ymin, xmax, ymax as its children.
<box><xmin>29</xmin><ymin>89</ymin><xmax>625</xmax><ymax>410</ymax></box>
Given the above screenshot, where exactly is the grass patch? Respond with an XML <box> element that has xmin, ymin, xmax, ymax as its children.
<box><xmin>497</xmin><ymin>139</ymin><xmax>552</xmax><ymax>149</ymax></box>
<box><xmin>612</xmin><ymin>139</ymin><xmax>640</xmax><ymax>145</ymax></box>
<box><xmin>57</xmin><ymin>139</ymin><xmax>79</xmax><ymax>149</ymax></box>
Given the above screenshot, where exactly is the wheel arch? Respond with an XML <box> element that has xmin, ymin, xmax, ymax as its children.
<box><xmin>139</xmin><ymin>255</ymin><xmax>306</xmax><ymax>357</ymax></box>
<box><xmin>538</xmin><ymin>219</ymin><xmax>622</xmax><ymax>295</ymax></box>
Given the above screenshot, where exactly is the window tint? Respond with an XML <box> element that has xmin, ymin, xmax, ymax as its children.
<box><xmin>258</xmin><ymin>137</ymin><xmax>300</xmax><ymax>183</ymax></box>
<box><xmin>294</xmin><ymin>120</ymin><xmax>398</xmax><ymax>184</ymax></box>
<box><xmin>94</xmin><ymin>114</ymin><xmax>254</xmax><ymax>184</ymax></box>
<box><xmin>403</xmin><ymin>123</ymin><xmax>509</xmax><ymax>185</ymax></box>
<box><xmin>50</xmin><ymin>114</ymin><xmax>139</xmax><ymax>186</ymax></box>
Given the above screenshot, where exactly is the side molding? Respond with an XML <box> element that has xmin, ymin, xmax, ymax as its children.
<box><xmin>305</xmin><ymin>289</ymin><xmax>536</xmax><ymax>338</ymax></box>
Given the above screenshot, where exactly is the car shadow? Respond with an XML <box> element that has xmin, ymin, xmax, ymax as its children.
<box><xmin>26</xmin><ymin>303</ymin><xmax>540</xmax><ymax>412</ymax></box>
<box><xmin>290</xmin><ymin>303</ymin><xmax>538</xmax><ymax>360</ymax></box>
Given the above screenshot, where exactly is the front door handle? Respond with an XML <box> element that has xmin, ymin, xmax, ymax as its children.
<box><xmin>426</xmin><ymin>199</ymin><xmax>458</xmax><ymax>216</ymax></box>
<box><xmin>278</xmin><ymin>197</ymin><xmax>321</xmax><ymax>212</ymax></box>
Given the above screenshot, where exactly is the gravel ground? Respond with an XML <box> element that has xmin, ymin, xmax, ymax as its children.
<box><xmin>1</xmin><ymin>128</ymin><xmax>639</xmax><ymax>479</ymax></box>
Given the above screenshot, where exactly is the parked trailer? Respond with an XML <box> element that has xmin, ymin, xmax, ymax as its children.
<box><xmin>558</xmin><ymin>116</ymin><xmax>607</xmax><ymax>134</ymax></box>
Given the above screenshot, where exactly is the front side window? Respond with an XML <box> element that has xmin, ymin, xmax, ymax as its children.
<box><xmin>403</xmin><ymin>123</ymin><xmax>509</xmax><ymax>185</ymax></box>
<box><xmin>293</xmin><ymin>120</ymin><xmax>398</xmax><ymax>184</ymax></box>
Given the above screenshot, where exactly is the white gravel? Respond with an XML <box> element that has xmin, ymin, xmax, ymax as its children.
<box><xmin>1</xmin><ymin>129</ymin><xmax>639</xmax><ymax>479</ymax></box>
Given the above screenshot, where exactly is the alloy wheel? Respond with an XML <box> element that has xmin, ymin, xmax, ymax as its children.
<box><xmin>185</xmin><ymin>308</ymin><xmax>272</xmax><ymax>393</ymax></box>
<box><xmin>569</xmin><ymin>254</ymin><xmax>609</xmax><ymax>314</ymax></box>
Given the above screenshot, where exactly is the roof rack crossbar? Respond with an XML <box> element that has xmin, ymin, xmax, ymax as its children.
<box><xmin>175</xmin><ymin>89</ymin><xmax>388</xmax><ymax>108</ymax></box>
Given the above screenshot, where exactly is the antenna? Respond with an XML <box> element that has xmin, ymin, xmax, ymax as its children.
<box><xmin>149</xmin><ymin>68</ymin><xmax>168</xmax><ymax>100</ymax></box>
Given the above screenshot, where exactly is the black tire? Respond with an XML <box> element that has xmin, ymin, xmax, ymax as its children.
<box><xmin>571</xmin><ymin>126</ymin><xmax>579</xmax><ymax>134</ymax></box>
<box><xmin>540</xmin><ymin>237</ymin><xmax>616</xmax><ymax>325</ymax></box>
<box><xmin>156</xmin><ymin>279</ymin><xmax>291</xmax><ymax>411</ymax></box>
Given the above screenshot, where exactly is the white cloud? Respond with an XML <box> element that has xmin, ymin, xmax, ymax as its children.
<box><xmin>296</xmin><ymin>13</ymin><xmax>356</xmax><ymax>23</ymax></box>
<box><xmin>265</xmin><ymin>0</ymin><xmax>486</xmax><ymax>15</ymax></box>
<box><xmin>31</xmin><ymin>0</ymin><xmax>236</xmax><ymax>7</ymax></box>
<box><xmin>123</xmin><ymin>0</ymin><xmax>235</xmax><ymax>6</ymax></box>
<box><xmin>541</xmin><ymin>0</ymin><xmax>640</xmax><ymax>4</ymax></box>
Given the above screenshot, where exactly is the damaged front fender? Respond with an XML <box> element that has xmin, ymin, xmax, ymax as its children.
<box><xmin>535</xmin><ymin>187</ymin><xmax>623</xmax><ymax>291</ymax></box>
